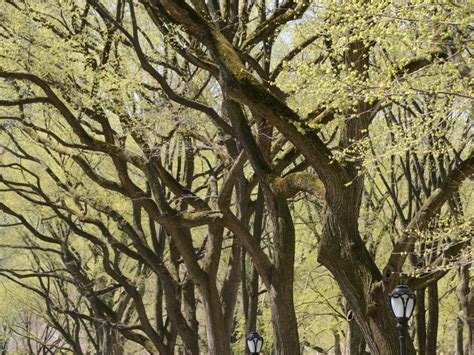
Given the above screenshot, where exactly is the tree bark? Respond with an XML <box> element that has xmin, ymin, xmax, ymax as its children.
<box><xmin>182</xmin><ymin>276</ymin><xmax>200</xmax><ymax>355</ymax></box>
<box><xmin>245</xmin><ymin>187</ymin><xmax>264</xmax><ymax>336</ymax></box>
<box><xmin>267</xmin><ymin>194</ymin><xmax>300</xmax><ymax>354</ymax></box>
<box><xmin>246</xmin><ymin>266</ymin><xmax>259</xmax><ymax>335</ymax></box>
<box><xmin>334</xmin><ymin>330</ymin><xmax>342</xmax><ymax>355</ymax></box>
<box><xmin>344</xmin><ymin>298</ymin><xmax>366</xmax><ymax>355</ymax></box>
<box><xmin>346</xmin><ymin>317</ymin><xmax>367</xmax><ymax>355</ymax></box>
<box><xmin>416</xmin><ymin>289</ymin><xmax>426</xmax><ymax>355</ymax></box>
<box><xmin>426</xmin><ymin>283</ymin><xmax>439</xmax><ymax>355</ymax></box>
<box><xmin>457</xmin><ymin>265</ymin><xmax>474</xmax><ymax>355</ymax></box>
<box><xmin>269</xmin><ymin>282</ymin><xmax>300</xmax><ymax>354</ymax></box>
<box><xmin>200</xmin><ymin>281</ymin><xmax>232</xmax><ymax>354</ymax></box>
<box><xmin>318</xmin><ymin>185</ymin><xmax>413</xmax><ymax>355</ymax></box>
<box><xmin>456</xmin><ymin>317</ymin><xmax>464</xmax><ymax>355</ymax></box>
<box><xmin>221</xmin><ymin>237</ymin><xmax>242</xmax><ymax>338</ymax></box>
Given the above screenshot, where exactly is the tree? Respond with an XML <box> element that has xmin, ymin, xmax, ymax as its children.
<box><xmin>0</xmin><ymin>1</ymin><xmax>472</xmax><ymax>354</ymax></box>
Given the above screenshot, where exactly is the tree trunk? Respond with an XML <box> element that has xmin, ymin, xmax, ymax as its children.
<box><xmin>245</xmin><ymin>187</ymin><xmax>264</xmax><ymax>336</ymax></box>
<box><xmin>334</xmin><ymin>331</ymin><xmax>342</xmax><ymax>355</ymax></box>
<box><xmin>426</xmin><ymin>283</ymin><xmax>438</xmax><ymax>355</ymax></box>
<box><xmin>416</xmin><ymin>289</ymin><xmax>426</xmax><ymax>355</ymax></box>
<box><xmin>269</xmin><ymin>282</ymin><xmax>300</xmax><ymax>354</ymax></box>
<box><xmin>346</xmin><ymin>316</ymin><xmax>366</xmax><ymax>355</ymax></box>
<box><xmin>457</xmin><ymin>265</ymin><xmax>474</xmax><ymax>355</ymax></box>
<box><xmin>111</xmin><ymin>329</ymin><xmax>125</xmax><ymax>355</ymax></box>
<box><xmin>246</xmin><ymin>266</ymin><xmax>259</xmax><ymax>334</ymax></box>
<box><xmin>318</xmin><ymin>186</ymin><xmax>414</xmax><ymax>355</ymax></box>
<box><xmin>456</xmin><ymin>317</ymin><xmax>464</xmax><ymax>355</ymax></box>
<box><xmin>182</xmin><ymin>276</ymin><xmax>200</xmax><ymax>355</ymax></box>
<box><xmin>242</xmin><ymin>248</ymin><xmax>251</xmax><ymax>331</ymax></box>
<box><xmin>221</xmin><ymin>237</ymin><xmax>242</xmax><ymax>338</ymax></box>
<box><xmin>200</xmin><ymin>281</ymin><xmax>232</xmax><ymax>355</ymax></box>
<box><xmin>267</xmin><ymin>194</ymin><xmax>300</xmax><ymax>355</ymax></box>
<box><xmin>242</xmin><ymin>249</ymin><xmax>260</xmax><ymax>337</ymax></box>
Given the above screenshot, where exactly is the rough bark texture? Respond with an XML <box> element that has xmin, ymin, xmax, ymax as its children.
<box><xmin>318</xmin><ymin>184</ymin><xmax>409</xmax><ymax>354</ymax></box>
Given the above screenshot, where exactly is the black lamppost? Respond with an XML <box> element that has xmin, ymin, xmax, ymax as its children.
<box><xmin>246</xmin><ymin>331</ymin><xmax>263</xmax><ymax>354</ymax></box>
<box><xmin>389</xmin><ymin>285</ymin><xmax>416</xmax><ymax>355</ymax></box>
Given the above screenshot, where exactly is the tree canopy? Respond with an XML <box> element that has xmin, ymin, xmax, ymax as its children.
<box><xmin>0</xmin><ymin>1</ymin><xmax>472</xmax><ymax>354</ymax></box>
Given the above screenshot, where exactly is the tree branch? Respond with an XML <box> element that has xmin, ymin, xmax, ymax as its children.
<box><xmin>384</xmin><ymin>154</ymin><xmax>474</xmax><ymax>283</ymax></box>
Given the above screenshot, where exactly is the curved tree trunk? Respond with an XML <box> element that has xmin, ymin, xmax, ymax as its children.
<box><xmin>318</xmin><ymin>186</ymin><xmax>413</xmax><ymax>355</ymax></box>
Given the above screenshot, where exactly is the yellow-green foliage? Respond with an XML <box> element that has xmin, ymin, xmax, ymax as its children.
<box><xmin>0</xmin><ymin>0</ymin><xmax>472</xmax><ymax>353</ymax></box>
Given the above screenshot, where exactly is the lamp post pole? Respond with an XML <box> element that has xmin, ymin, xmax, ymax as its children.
<box><xmin>397</xmin><ymin>318</ymin><xmax>407</xmax><ymax>355</ymax></box>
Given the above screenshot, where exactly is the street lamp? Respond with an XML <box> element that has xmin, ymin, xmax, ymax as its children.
<box><xmin>389</xmin><ymin>285</ymin><xmax>416</xmax><ymax>355</ymax></box>
<box><xmin>246</xmin><ymin>331</ymin><xmax>263</xmax><ymax>354</ymax></box>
